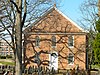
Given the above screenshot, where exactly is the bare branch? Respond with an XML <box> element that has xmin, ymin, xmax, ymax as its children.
<box><xmin>22</xmin><ymin>0</ymin><xmax>27</xmax><ymax>28</ymax></box>
<box><xmin>9</xmin><ymin>0</ymin><xmax>21</xmax><ymax>13</ymax></box>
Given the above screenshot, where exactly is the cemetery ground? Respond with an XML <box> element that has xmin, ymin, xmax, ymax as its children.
<box><xmin>0</xmin><ymin>58</ymin><xmax>100</xmax><ymax>75</ymax></box>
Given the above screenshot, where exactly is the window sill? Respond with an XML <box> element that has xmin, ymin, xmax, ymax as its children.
<box><xmin>68</xmin><ymin>46</ymin><xmax>74</xmax><ymax>48</ymax></box>
<box><xmin>68</xmin><ymin>63</ymin><xmax>74</xmax><ymax>65</ymax></box>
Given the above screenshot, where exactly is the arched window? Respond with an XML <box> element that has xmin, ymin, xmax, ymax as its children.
<box><xmin>51</xmin><ymin>35</ymin><xmax>56</xmax><ymax>47</ymax></box>
<box><xmin>35</xmin><ymin>36</ymin><xmax>40</xmax><ymax>47</ymax></box>
<box><xmin>51</xmin><ymin>53</ymin><xmax>58</xmax><ymax>58</ymax></box>
<box><xmin>68</xmin><ymin>53</ymin><xmax>74</xmax><ymax>65</ymax></box>
<box><xmin>68</xmin><ymin>35</ymin><xmax>74</xmax><ymax>47</ymax></box>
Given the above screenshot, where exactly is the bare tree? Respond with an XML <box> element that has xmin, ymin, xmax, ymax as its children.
<box><xmin>0</xmin><ymin>0</ymin><xmax>55</xmax><ymax>75</ymax></box>
<box><xmin>0</xmin><ymin>0</ymin><xmax>87</xmax><ymax>75</ymax></box>
<box><xmin>79</xmin><ymin>0</ymin><xmax>98</xmax><ymax>31</ymax></box>
<box><xmin>79</xmin><ymin>0</ymin><xmax>98</xmax><ymax>71</ymax></box>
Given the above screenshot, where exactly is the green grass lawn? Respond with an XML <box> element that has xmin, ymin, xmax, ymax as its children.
<box><xmin>92</xmin><ymin>65</ymin><xmax>100</xmax><ymax>69</ymax></box>
<box><xmin>0</xmin><ymin>61</ymin><xmax>15</xmax><ymax>65</ymax></box>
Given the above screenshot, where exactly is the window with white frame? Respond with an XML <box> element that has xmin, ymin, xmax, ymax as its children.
<box><xmin>51</xmin><ymin>35</ymin><xmax>56</xmax><ymax>47</ymax></box>
<box><xmin>6</xmin><ymin>47</ymin><xmax>8</xmax><ymax>51</ymax></box>
<box><xmin>35</xmin><ymin>36</ymin><xmax>40</xmax><ymax>47</ymax></box>
<box><xmin>68</xmin><ymin>53</ymin><xmax>74</xmax><ymax>65</ymax></box>
<box><xmin>10</xmin><ymin>48</ymin><xmax>12</xmax><ymax>51</ymax></box>
<box><xmin>68</xmin><ymin>35</ymin><xmax>74</xmax><ymax>47</ymax></box>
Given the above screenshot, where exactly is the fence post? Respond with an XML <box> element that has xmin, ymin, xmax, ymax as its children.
<box><xmin>51</xmin><ymin>67</ymin><xmax>55</xmax><ymax>75</ymax></box>
<box><xmin>98</xmin><ymin>69</ymin><xmax>100</xmax><ymax>75</ymax></box>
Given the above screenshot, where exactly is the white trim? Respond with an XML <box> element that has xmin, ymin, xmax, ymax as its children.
<box><xmin>54</xmin><ymin>7</ymin><xmax>85</xmax><ymax>32</ymax></box>
<box><xmin>27</xmin><ymin>32</ymin><xmax>86</xmax><ymax>35</ymax></box>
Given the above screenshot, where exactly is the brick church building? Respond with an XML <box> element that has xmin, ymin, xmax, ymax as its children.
<box><xmin>23</xmin><ymin>6</ymin><xmax>88</xmax><ymax>70</ymax></box>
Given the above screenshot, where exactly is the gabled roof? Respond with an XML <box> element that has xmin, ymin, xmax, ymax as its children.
<box><xmin>25</xmin><ymin>7</ymin><xmax>85</xmax><ymax>33</ymax></box>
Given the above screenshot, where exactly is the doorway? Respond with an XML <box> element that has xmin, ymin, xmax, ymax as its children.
<box><xmin>49</xmin><ymin>52</ymin><xmax>58</xmax><ymax>70</ymax></box>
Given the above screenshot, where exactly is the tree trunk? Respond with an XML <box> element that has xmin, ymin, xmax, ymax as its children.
<box><xmin>15</xmin><ymin>0</ymin><xmax>22</xmax><ymax>75</ymax></box>
<box><xmin>98</xmin><ymin>0</ymin><xmax>100</xmax><ymax>17</ymax></box>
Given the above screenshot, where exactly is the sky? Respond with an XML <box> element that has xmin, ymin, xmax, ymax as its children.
<box><xmin>58</xmin><ymin>0</ymin><xmax>85</xmax><ymax>26</ymax></box>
